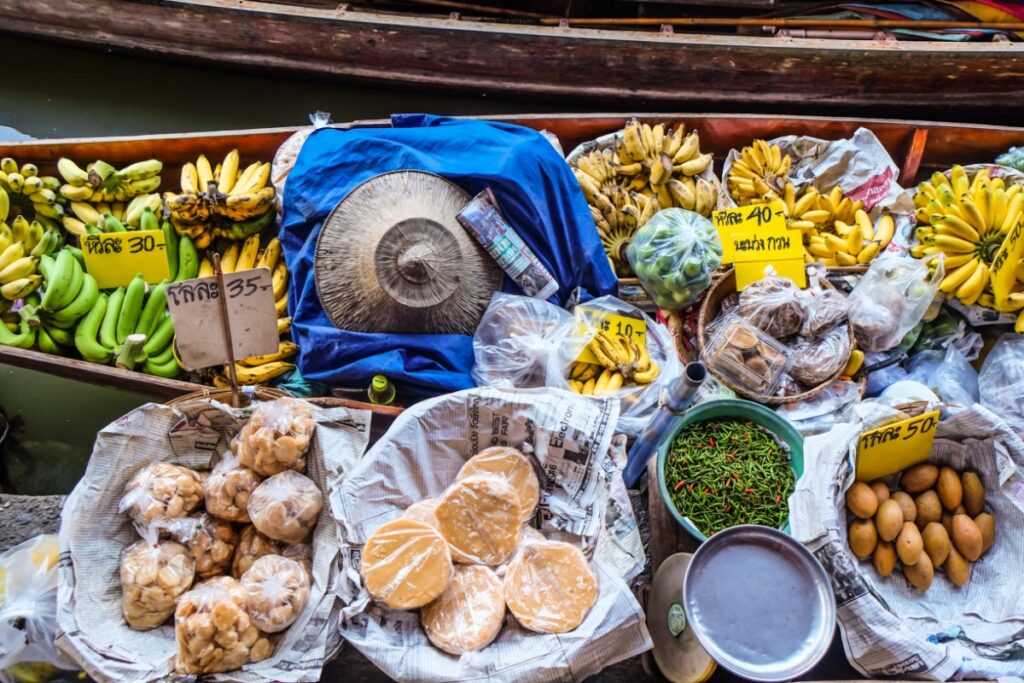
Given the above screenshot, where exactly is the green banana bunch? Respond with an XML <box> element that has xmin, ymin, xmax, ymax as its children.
<box><xmin>40</xmin><ymin>249</ymin><xmax>85</xmax><ymax>314</ymax></box>
<box><xmin>74</xmin><ymin>291</ymin><xmax>112</xmax><ymax>363</ymax></box>
<box><xmin>0</xmin><ymin>158</ymin><xmax>65</xmax><ymax>231</ymax></box>
<box><xmin>0</xmin><ymin>301</ymin><xmax>37</xmax><ymax>349</ymax></box>
<box><xmin>58</xmin><ymin>157</ymin><xmax>163</xmax><ymax>204</ymax></box>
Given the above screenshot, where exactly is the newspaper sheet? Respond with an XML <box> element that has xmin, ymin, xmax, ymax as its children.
<box><xmin>54</xmin><ymin>398</ymin><xmax>370</xmax><ymax>683</ymax></box>
<box><xmin>792</xmin><ymin>403</ymin><xmax>1024</xmax><ymax>680</ymax></box>
<box><xmin>332</xmin><ymin>387</ymin><xmax>651</xmax><ymax>682</ymax></box>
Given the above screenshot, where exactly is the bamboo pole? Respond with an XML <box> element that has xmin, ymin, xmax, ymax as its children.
<box><xmin>537</xmin><ymin>16</ymin><xmax>1024</xmax><ymax>30</ymax></box>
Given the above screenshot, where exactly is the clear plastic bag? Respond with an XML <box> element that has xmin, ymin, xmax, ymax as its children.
<box><xmin>789</xmin><ymin>325</ymin><xmax>852</xmax><ymax>387</ymax></box>
<box><xmin>737</xmin><ymin>275</ymin><xmax>807</xmax><ymax>339</ymax></box>
<box><xmin>204</xmin><ymin>450</ymin><xmax>262</xmax><ymax>523</ymax></box>
<box><xmin>0</xmin><ymin>535</ymin><xmax>74</xmax><ymax>678</ymax></box>
<box><xmin>232</xmin><ymin>526</ymin><xmax>283</xmax><ymax>579</ymax></box>
<box><xmin>801</xmin><ymin>269</ymin><xmax>849</xmax><ymax>339</ymax></box>
<box><xmin>247</xmin><ymin>470</ymin><xmax>322</xmax><ymax>544</ymax></box>
<box><xmin>240</xmin><ymin>555</ymin><xmax>310</xmax><ymax>633</ymax></box>
<box><xmin>237</xmin><ymin>398</ymin><xmax>316</xmax><ymax>476</ymax></box>
<box><xmin>979</xmin><ymin>334</ymin><xmax>1024</xmax><ymax>425</ymax></box>
<box><xmin>472</xmin><ymin>292</ymin><xmax>574</xmax><ymax>388</ymax></box>
<box><xmin>282</xmin><ymin>542</ymin><xmax>313</xmax><ymax>577</ymax></box>
<box><xmin>905</xmin><ymin>347</ymin><xmax>979</xmax><ymax>408</ymax></box>
<box><xmin>174</xmin><ymin>576</ymin><xmax>274</xmax><ymax>675</ymax></box>
<box><xmin>702</xmin><ymin>313</ymin><xmax>793</xmax><ymax>397</ymax></box>
<box><xmin>625</xmin><ymin>208</ymin><xmax>723</xmax><ymax>310</ymax></box>
<box><xmin>848</xmin><ymin>254</ymin><xmax>942</xmax><ymax>353</ymax></box>
<box><xmin>167</xmin><ymin>513</ymin><xmax>238</xmax><ymax>580</ymax></box>
<box><xmin>120</xmin><ymin>524</ymin><xmax>196</xmax><ymax>631</ymax></box>
<box><xmin>118</xmin><ymin>462</ymin><xmax>204</xmax><ymax>527</ymax></box>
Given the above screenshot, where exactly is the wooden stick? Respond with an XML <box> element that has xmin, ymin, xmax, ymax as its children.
<box><xmin>212</xmin><ymin>253</ymin><xmax>240</xmax><ymax>408</ymax></box>
<box><xmin>902</xmin><ymin>128</ymin><xmax>929</xmax><ymax>185</ymax></box>
<box><xmin>538</xmin><ymin>16</ymin><xmax>1024</xmax><ymax>30</ymax></box>
<box><xmin>389</xmin><ymin>0</ymin><xmax>550</xmax><ymax>19</ymax></box>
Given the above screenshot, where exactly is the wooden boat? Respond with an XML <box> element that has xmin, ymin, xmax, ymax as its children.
<box><xmin>1</xmin><ymin>111</ymin><xmax>1023</xmax><ymax>429</ymax></box>
<box><xmin>0</xmin><ymin>0</ymin><xmax>1023</xmax><ymax>114</ymax></box>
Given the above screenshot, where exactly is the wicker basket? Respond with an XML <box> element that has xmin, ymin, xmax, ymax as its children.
<box><xmin>166</xmin><ymin>386</ymin><xmax>292</xmax><ymax>408</ymax></box>
<box><xmin>697</xmin><ymin>268</ymin><xmax>857</xmax><ymax>405</ymax></box>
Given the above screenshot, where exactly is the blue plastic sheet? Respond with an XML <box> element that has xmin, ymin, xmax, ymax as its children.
<box><xmin>280</xmin><ymin>114</ymin><xmax>616</xmax><ymax>397</ymax></box>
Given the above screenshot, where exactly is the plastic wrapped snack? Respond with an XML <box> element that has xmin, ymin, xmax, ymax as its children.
<box><xmin>232</xmin><ymin>526</ymin><xmax>283</xmax><ymax>579</ymax></box>
<box><xmin>120</xmin><ymin>530</ymin><xmax>196</xmax><ymax>631</ymax></box>
<box><xmin>204</xmin><ymin>451</ymin><xmax>262</xmax><ymax>523</ymax></box>
<box><xmin>421</xmin><ymin>565</ymin><xmax>505</xmax><ymax>655</ymax></box>
<box><xmin>435</xmin><ymin>474</ymin><xmax>522</xmax><ymax>566</ymax></box>
<box><xmin>119</xmin><ymin>463</ymin><xmax>204</xmax><ymax>527</ymax></box>
<box><xmin>282</xmin><ymin>542</ymin><xmax>313</xmax><ymax>577</ymax></box>
<box><xmin>456</xmin><ymin>447</ymin><xmax>540</xmax><ymax>523</ymax></box>
<box><xmin>848</xmin><ymin>255</ymin><xmax>941</xmax><ymax>353</ymax></box>
<box><xmin>169</xmin><ymin>514</ymin><xmax>239</xmax><ymax>580</ymax></box>
<box><xmin>402</xmin><ymin>498</ymin><xmax>439</xmax><ymax>527</ymax></box>
<box><xmin>237</xmin><ymin>398</ymin><xmax>316</xmax><ymax>476</ymax></box>
<box><xmin>737</xmin><ymin>275</ymin><xmax>806</xmax><ymax>338</ymax></box>
<box><xmin>174</xmin><ymin>576</ymin><xmax>274</xmax><ymax>675</ymax></box>
<box><xmin>789</xmin><ymin>326</ymin><xmax>853</xmax><ymax>387</ymax></box>
<box><xmin>361</xmin><ymin>518</ymin><xmax>453</xmax><ymax>610</ymax></box>
<box><xmin>247</xmin><ymin>470</ymin><xmax>323</xmax><ymax>544</ymax></box>
<box><xmin>801</xmin><ymin>285</ymin><xmax>849</xmax><ymax>340</ymax></box>
<box><xmin>625</xmin><ymin>208</ymin><xmax>723</xmax><ymax>310</ymax></box>
<box><xmin>504</xmin><ymin>540</ymin><xmax>598</xmax><ymax>634</ymax></box>
<box><xmin>240</xmin><ymin>555</ymin><xmax>310</xmax><ymax>633</ymax></box>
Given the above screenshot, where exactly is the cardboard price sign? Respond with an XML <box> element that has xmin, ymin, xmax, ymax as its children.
<box><xmin>81</xmin><ymin>231</ymin><xmax>170</xmax><ymax>289</ymax></box>
<box><xmin>165</xmin><ymin>268</ymin><xmax>279</xmax><ymax>369</ymax></box>
<box><xmin>711</xmin><ymin>201</ymin><xmax>806</xmax><ymax>290</ymax></box>
<box><xmin>573</xmin><ymin>309</ymin><xmax>647</xmax><ymax>365</ymax></box>
<box><xmin>855</xmin><ymin>410</ymin><xmax>941</xmax><ymax>482</ymax></box>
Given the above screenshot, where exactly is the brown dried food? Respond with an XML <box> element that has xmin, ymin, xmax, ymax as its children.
<box><xmin>737</xmin><ymin>276</ymin><xmax>806</xmax><ymax>338</ymax></box>
<box><xmin>232</xmin><ymin>526</ymin><xmax>283</xmax><ymax>578</ymax></box>
<box><xmin>801</xmin><ymin>287</ymin><xmax>849</xmax><ymax>339</ymax></box>
<box><xmin>205</xmin><ymin>458</ymin><xmax>262</xmax><ymax>524</ymax></box>
<box><xmin>727</xmin><ymin>324</ymin><xmax>758</xmax><ymax>350</ymax></box>
<box><xmin>172</xmin><ymin>514</ymin><xmax>238</xmax><ymax>580</ymax></box>
<box><xmin>241</xmin><ymin>555</ymin><xmax>311</xmax><ymax>633</ymax></box>
<box><xmin>789</xmin><ymin>326</ymin><xmax>851</xmax><ymax>387</ymax></box>
<box><xmin>121</xmin><ymin>539</ymin><xmax>195</xmax><ymax>630</ymax></box>
<box><xmin>120</xmin><ymin>463</ymin><xmax>204</xmax><ymax>527</ymax></box>
<box><xmin>237</xmin><ymin>398</ymin><xmax>316</xmax><ymax>476</ymax></box>
<box><xmin>248</xmin><ymin>470</ymin><xmax>323</xmax><ymax>544</ymax></box>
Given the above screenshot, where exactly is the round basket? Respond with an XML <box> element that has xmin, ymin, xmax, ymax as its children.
<box><xmin>165</xmin><ymin>386</ymin><xmax>292</xmax><ymax>408</ymax></box>
<box><xmin>697</xmin><ymin>268</ymin><xmax>856</xmax><ymax>405</ymax></box>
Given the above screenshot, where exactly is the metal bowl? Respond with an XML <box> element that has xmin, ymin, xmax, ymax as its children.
<box><xmin>682</xmin><ymin>525</ymin><xmax>836</xmax><ymax>682</ymax></box>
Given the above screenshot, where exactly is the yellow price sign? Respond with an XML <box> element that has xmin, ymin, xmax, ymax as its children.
<box><xmin>712</xmin><ymin>201</ymin><xmax>788</xmax><ymax>263</ymax></box>
<box><xmin>855</xmin><ymin>410</ymin><xmax>941</xmax><ymax>482</ymax></box>
<box><xmin>990</xmin><ymin>214</ymin><xmax>1024</xmax><ymax>306</ymax></box>
<box><xmin>81</xmin><ymin>231</ymin><xmax>171</xmax><ymax>289</ymax></box>
<box><xmin>573</xmin><ymin>309</ymin><xmax>647</xmax><ymax>365</ymax></box>
<box><xmin>712</xmin><ymin>200</ymin><xmax>806</xmax><ymax>290</ymax></box>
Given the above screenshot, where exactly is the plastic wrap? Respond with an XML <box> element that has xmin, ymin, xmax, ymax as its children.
<box><xmin>737</xmin><ymin>275</ymin><xmax>807</xmax><ymax>338</ymax></box>
<box><xmin>979</xmin><ymin>334</ymin><xmax>1024</xmax><ymax>426</ymax></box>
<box><xmin>471</xmin><ymin>292</ymin><xmax>574</xmax><ymax>389</ymax></box>
<box><xmin>906</xmin><ymin>347</ymin><xmax>979</xmax><ymax>408</ymax></box>
<box><xmin>282</xmin><ymin>543</ymin><xmax>312</xmax><ymax>577</ymax></box>
<box><xmin>361</xmin><ymin>518</ymin><xmax>453</xmax><ymax>610</ymax></box>
<box><xmin>624</xmin><ymin>208</ymin><xmax>723</xmax><ymax>310</ymax></box>
<box><xmin>231</xmin><ymin>526</ymin><xmax>283</xmax><ymax>579</ymax></box>
<box><xmin>240</xmin><ymin>555</ymin><xmax>310</xmax><ymax>634</ymax></box>
<box><xmin>174</xmin><ymin>576</ymin><xmax>274</xmax><ymax>675</ymax></box>
<box><xmin>118</xmin><ymin>463</ymin><xmax>204</xmax><ymax>527</ymax></box>
<box><xmin>702</xmin><ymin>314</ymin><xmax>792</xmax><ymax>397</ymax></box>
<box><xmin>435</xmin><ymin>474</ymin><xmax>522</xmax><ymax>565</ymax></box>
<box><xmin>455</xmin><ymin>446</ymin><xmax>540</xmax><ymax>524</ymax></box>
<box><xmin>848</xmin><ymin>255</ymin><xmax>942</xmax><ymax>353</ymax></box>
<box><xmin>168</xmin><ymin>514</ymin><xmax>238</xmax><ymax>580</ymax></box>
<box><xmin>237</xmin><ymin>398</ymin><xmax>316</xmax><ymax>476</ymax></box>
<box><xmin>204</xmin><ymin>451</ymin><xmax>262</xmax><ymax>524</ymax></box>
<box><xmin>402</xmin><ymin>498</ymin><xmax>439</xmax><ymax>527</ymax></box>
<box><xmin>420</xmin><ymin>565</ymin><xmax>505</xmax><ymax>655</ymax></box>
<box><xmin>271</xmin><ymin>110</ymin><xmax>331</xmax><ymax>215</ymax></box>
<box><xmin>503</xmin><ymin>540</ymin><xmax>598</xmax><ymax>634</ymax></box>
<box><xmin>119</xmin><ymin>526</ymin><xmax>195</xmax><ymax>631</ymax></box>
<box><xmin>801</xmin><ymin>270</ymin><xmax>849</xmax><ymax>339</ymax></box>
<box><xmin>789</xmin><ymin>326</ymin><xmax>852</xmax><ymax>387</ymax></box>
<box><xmin>247</xmin><ymin>470</ymin><xmax>322</xmax><ymax>544</ymax></box>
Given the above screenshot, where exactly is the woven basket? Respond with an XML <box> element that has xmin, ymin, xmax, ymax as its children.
<box><xmin>697</xmin><ymin>268</ymin><xmax>858</xmax><ymax>405</ymax></box>
<box><xmin>165</xmin><ymin>386</ymin><xmax>292</xmax><ymax>408</ymax></box>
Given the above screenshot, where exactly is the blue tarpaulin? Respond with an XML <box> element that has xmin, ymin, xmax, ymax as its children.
<box><xmin>280</xmin><ymin>114</ymin><xmax>616</xmax><ymax>397</ymax></box>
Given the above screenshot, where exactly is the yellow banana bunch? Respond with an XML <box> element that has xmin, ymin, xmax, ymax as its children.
<box><xmin>790</xmin><ymin>185</ymin><xmax>892</xmax><ymax>267</ymax></box>
<box><xmin>62</xmin><ymin>192</ymin><xmax>162</xmax><ymax>235</ymax></box>
<box><xmin>0</xmin><ymin>158</ymin><xmax>64</xmax><ymax>231</ymax></box>
<box><xmin>573</xmin><ymin>120</ymin><xmax>718</xmax><ymax>276</ymax></box>
<box><xmin>910</xmin><ymin>166</ymin><xmax>1024</xmax><ymax>325</ymax></box>
<box><xmin>727</xmin><ymin>139</ymin><xmax>793</xmax><ymax>206</ymax></box>
<box><xmin>57</xmin><ymin>157</ymin><xmax>162</xmax><ymax>204</ymax></box>
<box><xmin>567</xmin><ymin>330</ymin><xmax>660</xmax><ymax>395</ymax></box>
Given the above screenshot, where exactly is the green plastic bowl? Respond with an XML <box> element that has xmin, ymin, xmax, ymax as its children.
<box><xmin>656</xmin><ymin>398</ymin><xmax>804</xmax><ymax>543</ymax></box>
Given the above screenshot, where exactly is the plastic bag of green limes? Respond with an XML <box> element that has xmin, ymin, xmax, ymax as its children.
<box><xmin>626</xmin><ymin>208</ymin><xmax>723</xmax><ymax>310</ymax></box>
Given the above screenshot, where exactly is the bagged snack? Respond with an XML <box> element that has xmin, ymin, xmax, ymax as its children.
<box><xmin>703</xmin><ymin>314</ymin><xmax>792</xmax><ymax>397</ymax></box>
<box><xmin>455</xmin><ymin>447</ymin><xmax>540</xmax><ymax>524</ymax></box>
<box><xmin>168</xmin><ymin>514</ymin><xmax>238</xmax><ymax>580</ymax></box>
<box><xmin>848</xmin><ymin>254</ymin><xmax>941</xmax><ymax>353</ymax></box>
<box><xmin>232</xmin><ymin>526</ymin><xmax>283</xmax><ymax>579</ymax></box>
<box><xmin>625</xmin><ymin>208</ymin><xmax>723</xmax><ymax>310</ymax></box>
<box><xmin>282</xmin><ymin>542</ymin><xmax>313</xmax><ymax>577</ymax></box>
<box><xmin>789</xmin><ymin>326</ymin><xmax>852</xmax><ymax>387</ymax></box>
<box><xmin>237</xmin><ymin>398</ymin><xmax>316</xmax><ymax>476</ymax></box>
<box><xmin>361</xmin><ymin>518</ymin><xmax>453</xmax><ymax>610</ymax></box>
<box><xmin>503</xmin><ymin>540</ymin><xmax>598</xmax><ymax>634</ymax></box>
<box><xmin>421</xmin><ymin>565</ymin><xmax>505</xmax><ymax>655</ymax></box>
<box><xmin>240</xmin><ymin>555</ymin><xmax>311</xmax><ymax>633</ymax></box>
<box><xmin>737</xmin><ymin>275</ymin><xmax>806</xmax><ymax>338</ymax></box>
<box><xmin>204</xmin><ymin>451</ymin><xmax>262</xmax><ymax>523</ymax></box>
<box><xmin>247</xmin><ymin>470</ymin><xmax>323</xmax><ymax>544</ymax></box>
<box><xmin>801</xmin><ymin>270</ymin><xmax>849</xmax><ymax>339</ymax></box>
<box><xmin>120</xmin><ymin>527</ymin><xmax>195</xmax><ymax>631</ymax></box>
<box><xmin>174</xmin><ymin>576</ymin><xmax>274</xmax><ymax>674</ymax></box>
<box><xmin>119</xmin><ymin>463</ymin><xmax>204</xmax><ymax>527</ymax></box>
<box><xmin>435</xmin><ymin>474</ymin><xmax>522</xmax><ymax>566</ymax></box>
<box><xmin>402</xmin><ymin>498</ymin><xmax>439</xmax><ymax>527</ymax></box>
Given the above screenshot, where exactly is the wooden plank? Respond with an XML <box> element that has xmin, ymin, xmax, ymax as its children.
<box><xmin>901</xmin><ymin>128</ymin><xmax>929</xmax><ymax>185</ymax></box>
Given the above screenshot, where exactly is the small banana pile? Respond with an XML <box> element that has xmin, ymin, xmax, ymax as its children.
<box><xmin>0</xmin><ymin>158</ymin><xmax>64</xmax><ymax>229</ymax></box>
<box><xmin>909</xmin><ymin>166</ymin><xmax>1024</xmax><ymax>329</ymax></box>
<box><xmin>62</xmin><ymin>192</ymin><xmax>162</xmax><ymax>236</ymax></box>
<box><xmin>727</xmin><ymin>139</ymin><xmax>793</xmax><ymax>206</ymax></box>
<box><xmin>0</xmin><ymin>214</ymin><xmax>62</xmax><ymax>300</ymax></box>
<box><xmin>572</xmin><ymin>119</ymin><xmax>717</xmax><ymax>275</ymax></box>
<box><xmin>57</xmin><ymin>157</ymin><xmax>163</xmax><ymax>203</ymax></box>
<box><xmin>567</xmin><ymin>329</ymin><xmax>659</xmax><ymax>396</ymax></box>
<box><xmin>793</xmin><ymin>186</ymin><xmax>895</xmax><ymax>266</ymax></box>
<box><xmin>166</xmin><ymin>149</ymin><xmax>276</xmax><ymax>249</ymax></box>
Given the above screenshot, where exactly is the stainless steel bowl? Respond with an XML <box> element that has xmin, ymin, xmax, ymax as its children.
<box><xmin>682</xmin><ymin>525</ymin><xmax>836</xmax><ymax>682</ymax></box>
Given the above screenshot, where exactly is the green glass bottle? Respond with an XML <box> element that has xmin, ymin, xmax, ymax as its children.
<box><xmin>367</xmin><ymin>374</ymin><xmax>396</xmax><ymax>405</ymax></box>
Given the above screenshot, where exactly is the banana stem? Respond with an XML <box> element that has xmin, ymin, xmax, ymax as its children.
<box><xmin>116</xmin><ymin>333</ymin><xmax>148</xmax><ymax>371</ymax></box>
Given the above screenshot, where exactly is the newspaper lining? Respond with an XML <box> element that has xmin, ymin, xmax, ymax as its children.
<box><xmin>54</xmin><ymin>399</ymin><xmax>371</xmax><ymax>683</ymax></box>
<box><xmin>792</xmin><ymin>403</ymin><xmax>1024</xmax><ymax>680</ymax></box>
<box><xmin>331</xmin><ymin>387</ymin><xmax>652</xmax><ymax>683</ymax></box>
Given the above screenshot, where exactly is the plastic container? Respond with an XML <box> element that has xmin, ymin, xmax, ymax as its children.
<box><xmin>656</xmin><ymin>399</ymin><xmax>804</xmax><ymax>543</ymax></box>
<box><xmin>702</xmin><ymin>316</ymin><xmax>792</xmax><ymax>397</ymax></box>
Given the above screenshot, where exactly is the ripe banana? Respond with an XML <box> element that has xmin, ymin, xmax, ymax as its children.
<box><xmin>233</xmin><ymin>360</ymin><xmax>295</xmax><ymax>385</ymax></box>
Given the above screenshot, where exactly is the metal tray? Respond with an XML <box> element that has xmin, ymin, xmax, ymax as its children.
<box><xmin>682</xmin><ymin>525</ymin><xmax>836</xmax><ymax>682</ymax></box>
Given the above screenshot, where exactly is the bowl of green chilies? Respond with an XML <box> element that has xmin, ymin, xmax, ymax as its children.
<box><xmin>657</xmin><ymin>399</ymin><xmax>803</xmax><ymax>542</ymax></box>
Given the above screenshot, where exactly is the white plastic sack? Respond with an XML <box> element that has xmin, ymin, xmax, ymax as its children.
<box><xmin>792</xmin><ymin>404</ymin><xmax>1024</xmax><ymax>680</ymax></box>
